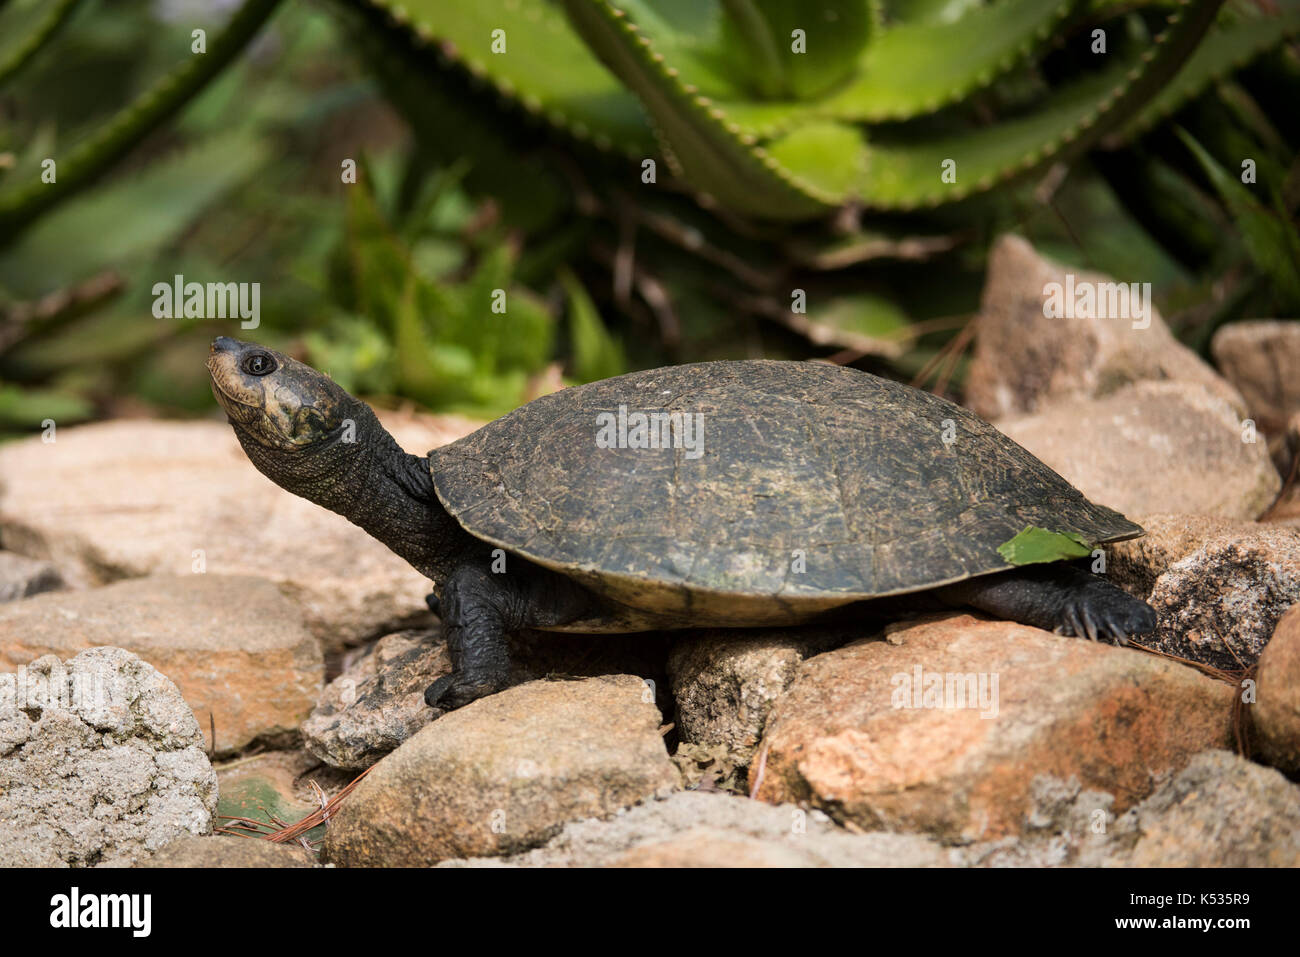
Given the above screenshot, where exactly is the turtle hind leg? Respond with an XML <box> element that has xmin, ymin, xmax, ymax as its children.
<box><xmin>937</xmin><ymin>564</ymin><xmax>1156</xmax><ymax>644</ymax></box>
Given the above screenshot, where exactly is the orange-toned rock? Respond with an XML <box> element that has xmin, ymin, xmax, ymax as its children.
<box><xmin>1253</xmin><ymin>604</ymin><xmax>1300</xmax><ymax>772</ymax></box>
<box><xmin>752</xmin><ymin>614</ymin><xmax>1232</xmax><ymax>843</ymax></box>
<box><xmin>0</xmin><ymin>574</ymin><xmax>322</xmax><ymax>754</ymax></box>
<box><xmin>0</xmin><ymin>413</ymin><xmax>479</xmax><ymax>650</ymax></box>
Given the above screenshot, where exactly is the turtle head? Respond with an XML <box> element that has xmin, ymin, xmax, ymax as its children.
<box><xmin>206</xmin><ymin>337</ymin><xmax>459</xmax><ymax>580</ymax></box>
<box><xmin>207</xmin><ymin>336</ymin><xmax>354</xmax><ymax>451</ymax></box>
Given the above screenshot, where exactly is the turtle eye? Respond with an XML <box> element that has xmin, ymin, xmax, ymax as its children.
<box><xmin>242</xmin><ymin>353</ymin><xmax>276</xmax><ymax>376</ymax></box>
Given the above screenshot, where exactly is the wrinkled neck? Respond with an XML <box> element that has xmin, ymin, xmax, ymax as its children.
<box><xmin>235</xmin><ymin>403</ymin><xmax>471</xmax><ymax>582</ymax></box>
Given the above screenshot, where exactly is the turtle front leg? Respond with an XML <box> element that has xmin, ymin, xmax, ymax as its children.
<box><xmin>424</xmin><ymin>564</ymin><xmax>515</xmax><ymax>710</ymax></box>
<box><xmin>423</xmin><ymin>561</ymin><xmax>594</xmax><ymax>711</ymax></box>
<box><xmin>937</xmin><ymin>563</ymin><xmax>1156</xmax><ymax>644</ymax></box>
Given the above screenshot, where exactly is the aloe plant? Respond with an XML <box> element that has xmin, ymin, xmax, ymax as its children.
<box><xmin>0</xmin><ymin>0</ymin><xmax>284</xmax><ymax>237</ymax></box>
<box><xmin>333</xmin><ymin>0</ymin><xmax>1299</xmax><ymax>376</ymax></box>
<box><xmin>349</xmin><ymin>0</ymin><xmax>1297</xmax><ymax>221</ymax></box>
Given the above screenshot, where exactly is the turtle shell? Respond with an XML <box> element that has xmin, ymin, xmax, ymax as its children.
<box><xmin>430</xmin><ymin>361</ymin><xmax>1141</xmax><ymax>623</ymax></box>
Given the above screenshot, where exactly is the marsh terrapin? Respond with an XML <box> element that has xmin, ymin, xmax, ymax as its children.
<box><xmin>208</xmin><ymin>337</ymin><xmax>1155</xmax><ymax>709</ymax></box>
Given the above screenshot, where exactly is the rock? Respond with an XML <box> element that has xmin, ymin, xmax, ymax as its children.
<box><xmin>1252</xmin><ymin>605</ymin><xmax>1300</xmax><ymax>771</ymax></box>
<box><xmin>1109</xmin><ymin>514</ymin><xmax>1300</xmax><ymax>670</ymax></box>
<box><xmin>997</xmin><ymin>382</ymin><xmax>1279</xmax><ymax>520</ymax></box>
<box><xmin>960</xmin><ymin>775</ymin><xmax>1123</xmax><ymax>867</ymax></box>
<box><xmin>141</xmin><ymin>834</ymin><xmax>315</xmax><ymax>867</ymax></box>
<box><xmin>965</xmin><ymin>749</ymin><xmax>1300</xmax><ymax>866</ymax></box>
<box><xmin>0</xmin><ymin>575</ymin><xmax>323</xmax><ymax>754</ymax></box>
<box><xmin>0</xmin><ymin>551</ymin><xmax>63</xmax><ymax>602</ymax></box>
<box><xmin>305</xmin><ymin>627</ymin><xmax>672</xmax><ymax>770</ymax></box>
<box><xmin>0</xmin><ymin>412</ymin><xmax>479</xmax><ymax>651</ymax></box>
<box><xmin>325</xmin><ymin>676</ymin><xmax>680</xmax><ymax>866</ymax></box>
<box><xmin>965</xmin><ymin>235</ymin><xmax>1243</xmax><ymax>420</ymax></box>
<box><xmin>0</xmin><ymin>648</ymin><xmax>218</xmax><ymax>867</ymax></box>
<box><xmin>668</xmin><ymin>627</ymin><xmax>844</xmax><ymax>767</ymax></box>
<box><xmin>1211</xmin><ymin>320</ymin><xmax>1300</xmax><ymax>436</ymax></box>
<box><xmin>1261</xmin><ymin>411</ymin><xmax>1300</xmax><ymax>523</ymax></box>
<box><xmin>752</xmin><ymin>614</ymin><xmax>1232</xmax><ymax>843</ymax></box>
<box><xmin>671</xmin><ymin>742</ymin><xmax>748</xmax><ymax>793</ymax></box>
<box><xmin>440</xmin><ymin>791</ymin><xmax>953</xmax><ymax>867</ymax></box>
<box><xmin>1104</xmin><ymin>750</ymin><xmax>1300</xmax><ymax>867</ymax></box>
<box><xmin>303</xmin><ymin>629</ymin><xmax>450</xmax><ymax>769</ymax></box>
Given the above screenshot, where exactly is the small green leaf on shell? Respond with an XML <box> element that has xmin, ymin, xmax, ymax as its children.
<box><xmin>997</xmin><ymin>526</ymin><xmax>1093</xmax><ymax>565</ymax></box>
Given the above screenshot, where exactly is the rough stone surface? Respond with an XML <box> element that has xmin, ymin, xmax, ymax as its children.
<box><xmin>0</xmin><ymin>412</ymin><xmax>479</xmax><ymax>651</ymax></box>
<box><xmin>440</xmin><ymin>791</ymin><xmax>953</xmax><ymax>868</ymax></box>
<box><xmin>963</xmin><ymin>749</ymin><xmax>1300</xmax><ymax>867</ymax></box>
<box><xmin>1262</xmin><ymin>411</ymin><xmax>1300</xmax><ymax>523</ymax></box>
<box><xmin>0</xmin><ymin>550</ymin><xmax>64</xmax><ymax>602</ymax></box>
<box><xmin>966</xmin><ymin>234</ymin><xmax>1244</xmax><ymax>420</ymax></box>
<box><xmin>141</xmin><ymin>833</ymin><xmax>315</xmax><ymax>868</ymax></box>
<box><xmin>1109</xmin><ymin>514</ymin><xmax>1300</xmax><ymax>670</ymax></box>
<box><xmin>752</xmin><ymin>614</ymin><xmax>1232</xmax><ymax>842</ymax></box>
<box><xmin>1099</xmin><ymin>750</ymin><xmax>1300</xmax><ymax>867</ymax></box>
<box><xmin>326</xmin><ymin>676</ymin><xmax>680</xmax><ymax>866</ymax></box>
<box><xmin>0</xmin><ymin>575</ymin><xmax>323</xmax><ymax>754</ymax></box>
<box><xmin>0</xmin><ymin>648</ymin><xmax>218</xmax><ymax>867</ymax></box>
<box><xmin>1211</xmin><ymin>320</ymin><xmax>1300</xmax><ymax>436</ymax></box>
<box><xmin>668</xmin><ymin>628</ymin><xmax>845</xmax><ymax>767</ymax></box>
<box><xmin>1252</xmin><ymin>605</ymin><xmax>1300</xmax><ymax>772</ymax></box>
<box><xmin>997</xmin><ymin>382</ymin><xmax>1279</xmax><ymax>520</ymax></box>
<box><xmin>304</xmin><ymin>628</ymin><xmax>450</xmax><ymax>769</ymax></box>
<box><xmin>305</xmin><ymin>626</ymin><xmax>671</xmax><ymax>770</ymax></box>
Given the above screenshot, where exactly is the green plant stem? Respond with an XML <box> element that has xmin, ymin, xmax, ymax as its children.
<box><xmin>0</xmin><ymin>0</ymin><xmax>284</xmax><ymax>240</ymax></box>
<box><xmin>0</xmin><ymin>0</ymin><xmax>84</xmax><ymax>88</ymax></box>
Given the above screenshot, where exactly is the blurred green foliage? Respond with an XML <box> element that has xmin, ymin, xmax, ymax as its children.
<box><xmin>0</xmin><ymin>0</ymin><xmax>1296</xmax><ymax>438</ymax></box>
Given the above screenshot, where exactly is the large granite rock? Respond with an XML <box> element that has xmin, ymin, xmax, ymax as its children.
<box><xmin>996</xmin><ymin>382</ymin><xmax>1279</xmax><ymax>520</ymax></box>
<box><xmin>325</xmin><ymin>676</ymin><xmax>680</xmax><ymax>865</ymax></box>
<box><xmin>751</xmin><ymin>614</ymin><xmax>1232</xmax><ymax>842</ymax></box>
<box><xmin>303</xmin><ymin>628</ymin><xmax>449</xmax><ymax>769</ymax></box>
<box><xmin>0</xmin><ymin>574</ymin><xmax>323</xmax><ymax>754</ymax></box>
<box><xmin>1109</xmin><ymin>514</ymin><xmax>1300</xmax><ymax>670</ymax></box>
<box><xmin>0</xmin><ymin>412</ymin><xmax>479</xmax><ymax>651</ymax></box>
<box><xmin>966</xmin><ymin>234</ymin><xmax>1243</xmax><ymax>421</ymax></box>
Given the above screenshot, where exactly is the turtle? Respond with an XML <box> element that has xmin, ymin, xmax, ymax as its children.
<box><xmin>207</xmin><ymin>336</ymin><xmax>1156</xmax><ymax>710</ymax></box>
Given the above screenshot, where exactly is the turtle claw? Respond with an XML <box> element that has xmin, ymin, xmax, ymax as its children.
<box><xmin>1079</xmin><ymin>608</ymin><xmax>1101</xmax><ymax>643</ymax></box>
<box><xmin>424</xmin><ymin>673</ymin><xmax>507</xmax><ymax>711</ymax></box>
<box><xmin>424</xmin><ymin>674</ymin><xmax>456</xmax><ymax>709</ymax></box>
